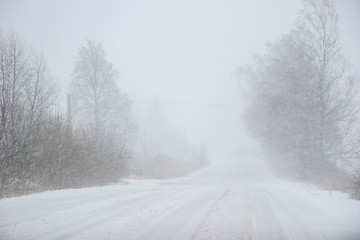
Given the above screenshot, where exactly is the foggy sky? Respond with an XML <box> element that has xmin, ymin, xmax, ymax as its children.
<box><xmin>1</xmin><ymin>0</ymin><xmax>359</xmax><ymax>158</ymax></box>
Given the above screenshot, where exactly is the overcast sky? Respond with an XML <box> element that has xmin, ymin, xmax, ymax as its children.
<box><xmin>1</xmin><ymin>0</ymin><xmax>359</xmax><ymax>158</ymax></box>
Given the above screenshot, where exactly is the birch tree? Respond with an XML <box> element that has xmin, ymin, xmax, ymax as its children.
<box><xmin>71</xmin><ymin>40</ymin><xmax>135</xmax><ymax>181</ymax></box>
<box><xmin>241</xmin><ymin>0</ymin><xmax>359</xmax><ymax>187</ymax></box>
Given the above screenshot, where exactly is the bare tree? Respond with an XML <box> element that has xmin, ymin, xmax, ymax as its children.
<box><xmin>240</xmin><ymin>0</ymin><xmax>359</xmax><ymax>188</ymax></box>
<box><xmin>0</xmin><ymin>31</ymin><xmax>57</xmax><ymax>196</ymax></box>
<box><xmin>296</xmin><ymin>0</ymin><xmax>358</xmax><ymax>171</ymax></box>
<box><xmin>0</xmin><ymin>33</ymin><xmax>136</xmax><ymax>197</ymax></box>
<box><xmin>71</xmin><ymin>40</ymin><xmax>136</xmax><ymax>183</ymax></box>
<box><xmin>71</xmin><ymin>41</ymin><xmax>126</xmax><ymax>141</ymax></box>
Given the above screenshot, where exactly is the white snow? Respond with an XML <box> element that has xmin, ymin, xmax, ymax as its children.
<box><xmin>0</xmin><ymin>157</ymin><xmax>360</xmax><ymax>240</ymax></box>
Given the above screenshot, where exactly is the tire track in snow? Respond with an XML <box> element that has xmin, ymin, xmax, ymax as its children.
<box><xmin>193</xmin><ymin>187</ymin><xmax>253</xmax><ymax>240</ymax></box>
<box><xmin>251</xmin><ymin>191</ymin><xmax>287</xmax><ymax>240</ymax></box>
<box><xmin>33</xmin><ymin>188</ymin><xmax>183</xmax><ymax>240</ymax></box>
<box><xmin>132</xmin><ymin>187</ymin><xmax>225</xmax><ymax>240</ymax></box>
<box><xmin>66</xmin><ymin>187</ymin><xmax>209</xmax><ymax>240</ymax></box>
<box><xmin>0</xmin><ymin>188</ymin><xmax>161</xmax><ymax>228</ymax></box>
<box><xmin>251</xmin><ymin>191</ymin><xmax>327</xmax><ymax>240</ymax></box>
<box><xmin>267</xmin><ymin>192</ymin><xmax>328</xmax><ymax>240</ymax></box>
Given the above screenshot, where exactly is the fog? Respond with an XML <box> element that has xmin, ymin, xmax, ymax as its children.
<box><xmin>1</xmin><ymin>0</ymin><xmax>358</xmax><ymax>160</ymax></box>
<box><xmin>1</xmin><ymin>1</ymin><xmax>360</xmax><ymax>238</ymax></box>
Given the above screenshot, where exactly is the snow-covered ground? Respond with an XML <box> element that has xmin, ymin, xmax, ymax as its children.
<box><xmin>0</xmin><ymin>157</ymin><xmax>360</xmax><ymax>240</ymax></box>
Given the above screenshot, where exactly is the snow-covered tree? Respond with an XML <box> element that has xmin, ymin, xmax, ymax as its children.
<box><xmin>240</xmin><ymin>0</ymin><xmax>359</xmax><ymax>187</ymax></box>
<box><xmin>0</xmin><ymin>31</ymin><xmax>57</xmax><ymax>196</ymax></box>
<box><xmin>70</xmin><ymin>40</ymin><xmax>136</xmax><ymax>183</ymax></box>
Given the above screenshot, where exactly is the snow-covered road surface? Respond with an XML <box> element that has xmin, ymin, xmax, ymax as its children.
<box><xmin>1</xmin><ymin>157</ymin><xmax>360</xmax><ymax>240</ymax></box>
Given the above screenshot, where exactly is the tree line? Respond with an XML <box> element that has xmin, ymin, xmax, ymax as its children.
<box><xmin>0</xmin><ymin>34</ymin><xmax>135</xmax><ymax>197</ymax></box>
<box><xmin>0</xmin><ymin>33</ymin><xmax>209</xmax><ymax>198</ymax></box>
<box><xmin>240</xmin><ymin>0</ymin><xmax>360</xmax><ymax>198</ymax></box>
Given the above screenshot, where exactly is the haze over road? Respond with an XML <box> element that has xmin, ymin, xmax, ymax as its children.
<box><xmin>1</xmin><ymin>157</ymin><xmax>359</xmax><ymax>240</ymax></box>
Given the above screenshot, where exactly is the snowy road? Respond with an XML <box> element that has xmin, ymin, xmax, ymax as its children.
<box><xmin>1</xmin><ymin>157</ymin><xmax>360</xmax><ymax>240</ymax></box>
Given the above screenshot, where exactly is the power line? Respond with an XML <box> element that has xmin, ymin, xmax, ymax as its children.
<box><xmin>131</xmin><ymin>100</ymin><xmax>242</xmax><ymax>107</ymax></box>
